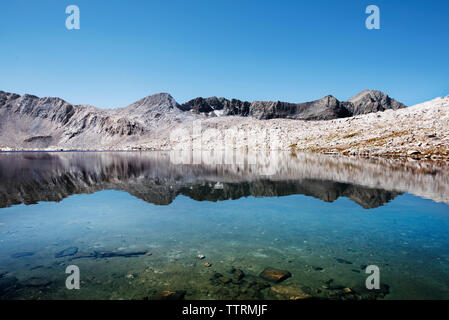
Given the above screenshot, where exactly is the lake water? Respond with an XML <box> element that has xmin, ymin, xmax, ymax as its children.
<box><xmin>0</xmin><ymin>151</ymin><xmax>448</xmax><ymax>300</ymax></box>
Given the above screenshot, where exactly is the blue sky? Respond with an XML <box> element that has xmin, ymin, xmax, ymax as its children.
<box><xmin>0</xmin><ymin>0</ymin><xmax>448</xmax><ymax>108</ymax></box>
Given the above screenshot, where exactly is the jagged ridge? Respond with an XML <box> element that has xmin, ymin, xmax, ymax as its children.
<box><xmin>180</xmin><ymin>90</ymin><xmax>406</xmax><ymax>120</ymax></box>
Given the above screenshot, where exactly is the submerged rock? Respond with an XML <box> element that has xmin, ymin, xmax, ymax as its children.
<box><xmin>271</xmin><ymin>285</ymin><xmax>312</xmax><ymax>300</ymax></box>
<box><xmin>211</xmin><ymin>272</ymin><xmax>223</xmax><ymax>279</ymax></box>
<box><xmin>0</xmin><ymin>276</ymin><xmax>18</xmax><ymax>293</ymax></box>
<box><xmin>323</xmin><ymin>279</ymin><xmax>345</xmax><ymax>290</ymax></box>
<box><xmin>234</xmin><ymin>269</ymin><xmax>245</xmax><ymax>280</ymax></box>
<box><xmin>259</xmin><ymin>267</ymin><xmax>291</xmax><ymax>283</ymax></box>
<box><xmin>352</xmin><ymin>283</ymin><xmax>390</xmax><ymax>300</ymax></box>
<box><xmin>336</xmin><ymin>258</ymin><xmax>353</xmax><ymax>264</ymax></box>
<box><xmin>220</xmin><ymin>277</ymin><xmax>232</xmax><ymax>284</ymax></box>
<box><xmin>329</xmin><ymin>284</ymin><xmax>346</xmax><ymax>290</ymax></box>
<box><xmin>30</xmin><ymin>265</ymin><xmax>44</xmax><ymax>271</ymax></box>
<box><xmin>25</xmin><ymin>277</ymin><xmax>52</xmax><ymax>287</ymax></box>
<box><xmin>71</xmin><ymin>250</ymin><xmax>148</xmax><ymax>259</ymax></box>
<box><xmin>11</xmin><ymin>252</ymin><xmax>34</xmax><ymax>258</ymax></box>
<box><xmin>55</xmin><ymin>247</ymin><xmax>78</xmax><ymax>258</ymax></box>
<box><xmin>157</xmin><ymin>290</ymin><xmax>186</xmax><ymax>300</ymax></box>
<box><xmin>229</xmin><ymin>267</ymin><xmax>245</xmax><ymax>280</ymax></box>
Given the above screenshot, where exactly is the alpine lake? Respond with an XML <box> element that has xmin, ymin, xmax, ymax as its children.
<box><xmin>0</xmin><ymin>151</ymin><xmax>448</xmax><ymax>300</ymax></box>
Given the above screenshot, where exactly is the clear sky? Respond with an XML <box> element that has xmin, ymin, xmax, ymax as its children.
<box><xmin>0</xmin><ymin>0</ymin><xmax>448</xmax><ymax>108</ymax></box>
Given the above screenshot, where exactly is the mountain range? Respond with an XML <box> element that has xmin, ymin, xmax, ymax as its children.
<box><xmin>0</xmin><ymin>89</ymin><xmax>406</xmax><ymax>150</ymax></box>
<box><xmin>180</xmin><ymin>89</ymin><xmax>406</xmax><ymax>120</ymax></box>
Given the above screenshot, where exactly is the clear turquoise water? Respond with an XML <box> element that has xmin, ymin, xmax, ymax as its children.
<box><xmin>1</xmin><ymin>190</ymin><xmax>449</xmax><ymax>299</ymax></box>
<box><xmin>0</xmin><ymin>152</ymin><xmax>449</xmax><ymax>300</ymax></box>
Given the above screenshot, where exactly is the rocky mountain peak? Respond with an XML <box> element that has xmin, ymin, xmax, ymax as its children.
<box><xmin>0</xmin><ymin>91</ymin><xmax>20</xmax><ymax>105</ymax></box>
<box><xmin>124</xmin><ymin>92</ymin><xmax>179</xmax><ymax>112</ymax></box>
<box><xmin>348</xmin><ymin>89</ymin><xmax>406</xmax><ymax>115</ymax></box>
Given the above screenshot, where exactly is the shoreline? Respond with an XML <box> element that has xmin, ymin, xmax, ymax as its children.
<box><xmin>0</xmin><ymin>149</ymin><xmax>448</xmax><ymax>171</ymax></box>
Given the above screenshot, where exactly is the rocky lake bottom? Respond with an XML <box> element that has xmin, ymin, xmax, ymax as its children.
<box><xmin>0</xmin><ymin>152</ymin><xmax>449</xmax><ymax>300</ymax></box>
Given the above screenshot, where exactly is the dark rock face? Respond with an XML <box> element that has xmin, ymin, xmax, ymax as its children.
<box><xmin>179</xmin><ymin>90</ymin><xmax>406</xmax><ymax>120</ymax></box>
<box><xmin>180</xmin><ymin>96</ymin><xmax>251</xmax><ymax>116</ymax></box>
<box><xmin>249</xmin><ymin>95</ymin><xmax>353</xmax><ymax>120</ymax></box>
<box><xmin>23</xmin><ymin>135</ymin><xmax>54</xmax><ymax>149</ymax></box>
<box><xmin>23</xmin><ymin>136</ymin><xmax>52</xmax><ymax>143</ymax></box>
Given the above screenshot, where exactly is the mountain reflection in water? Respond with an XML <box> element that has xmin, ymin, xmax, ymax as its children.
<box><xmin>0</xmin><ymin>151</ymin><xmax>447</xmax><ymax>209</ymax></box>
